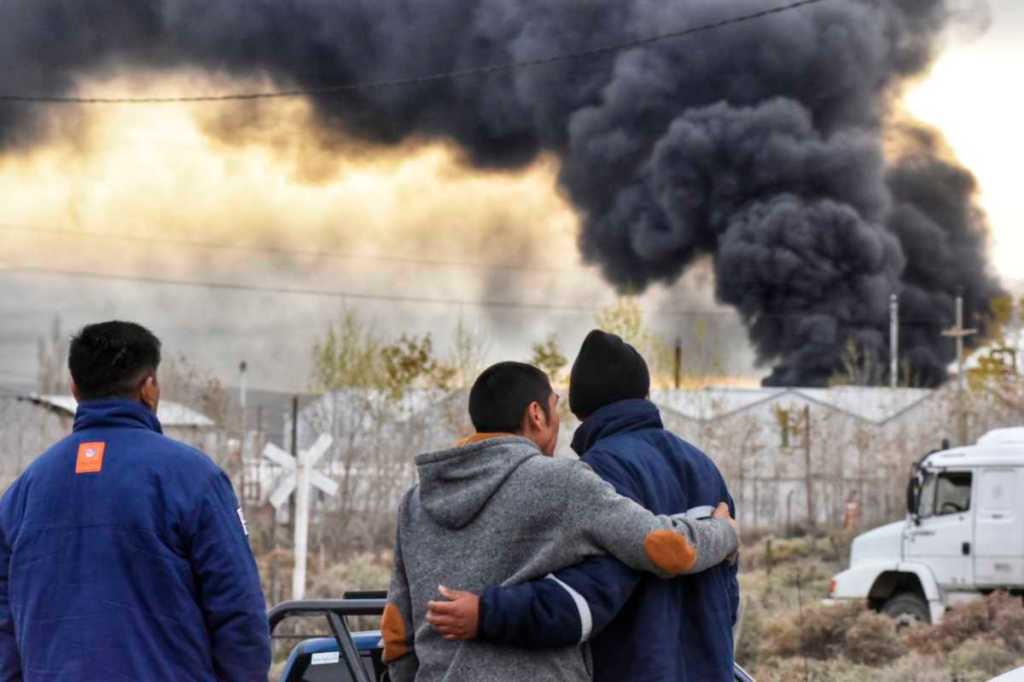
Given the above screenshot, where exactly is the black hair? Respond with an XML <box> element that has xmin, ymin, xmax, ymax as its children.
<box><xmin>68</xmin><ymin>321</ymin><xmax>162</xmax><ymax>400</ymax></box>
<box><xmin>468</xmin><ymin>362</ymin><xmax>552</xmax><ymax>434</ymax></box>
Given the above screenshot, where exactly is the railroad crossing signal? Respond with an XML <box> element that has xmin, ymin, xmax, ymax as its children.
<box><xmin>264</xmin><ymin>435</ymin><xmax>338</xmax><ymax>509</ymax></box>
<box><xmin>262</xmin><ymin>434</ymin><xmax>338</xmax><ymax>600</ymax></box>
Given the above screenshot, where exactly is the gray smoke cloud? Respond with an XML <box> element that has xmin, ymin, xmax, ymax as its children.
<box><xmin>0</xmin><ymin>0</ymin><xmax>1002</xmax><ymax>385</ymax></box>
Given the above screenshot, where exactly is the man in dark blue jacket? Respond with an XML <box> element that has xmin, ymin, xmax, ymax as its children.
<box><xmin>428</xmin><ymin>330</ymin><xmax>739</xmax><ymax>682</ymax></box>
<box><xmin>0</xmin><ymin>321</ymin><xmax>270</xmax><ymax>682</ymax></box>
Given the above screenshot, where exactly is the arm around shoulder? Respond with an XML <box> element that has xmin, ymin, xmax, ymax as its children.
<box><xmin>564</xmin><ymin>461</ymin><xmax>737</xmax><ymax>577</ymax></box>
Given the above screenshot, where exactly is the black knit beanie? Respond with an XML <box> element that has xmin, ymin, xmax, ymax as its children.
<box><xmin>569</xmin><ymin>329</ymin><xmax>650</xmax><ymax>419</ymax></box>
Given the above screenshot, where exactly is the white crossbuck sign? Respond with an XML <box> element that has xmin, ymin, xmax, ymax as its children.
<box><xmin>262</xmin><ymin>434</ymin><xmax>338</xmax><ymax>600</ymax></box>
<box><xmin>264</xmin><ymin>435</ymin><xmax>339</xmax><ymax>509</ymax></box>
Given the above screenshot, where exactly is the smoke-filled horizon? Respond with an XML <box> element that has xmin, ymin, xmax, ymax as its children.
<box><xmin>0</xmin><ymin>0</ymin><xmax>1004</xmax><ymax>386</ymax></box>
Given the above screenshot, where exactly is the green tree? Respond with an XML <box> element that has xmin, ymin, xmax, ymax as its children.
<box><xmin>310</xmin><ymin>309</ymin><xmax>383</xmax><ymax>392</ymax></box>
<box><xmin>380</xmin><ymin>333</ymin><xmax>456</xmax><ymax>399</ymax></box>
<box><xmin>311</xmin><ymin>309</ymin><xmax>459</xmax><ymax>399</ymax></box>
<box><xmin>448</xmin><ymin>318</ymin><xmax>488</xmax><ymax>389</ymax></box>
<box><xmin>530</xmin><ymin>334</ymin><xmax>568</xmax><ymax>384</ymax></box>
<box><xmin>595</xmin><ymin>298</ymin><xmax>648</xmax><ymax>347</ymax></box>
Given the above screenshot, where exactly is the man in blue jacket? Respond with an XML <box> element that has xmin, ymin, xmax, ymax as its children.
<box><xmin>428</xmin><ymin>330</ymin><xmax>740</xmax><ymax>682</ymax></box>
<box><xmin>0</xmin><ymin>321</ymin><xmax>271</xmax><ymax>682</ymax></box>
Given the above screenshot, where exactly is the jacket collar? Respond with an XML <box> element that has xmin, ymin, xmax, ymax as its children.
<box><xmin>73</xmin><ymin>398</ymin><xmax>163</xmax><ymax>435</ymax></box>
<box><xmin>571</xmin><ymin>398</ymin><xmax>662</xmax><ymax>455</ymax></box>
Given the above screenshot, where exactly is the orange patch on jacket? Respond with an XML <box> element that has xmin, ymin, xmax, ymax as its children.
<box><xmin>455</xmin><ymin>432</ymin><xmax>513</xmax><ymax>447</ymax></box>
<box><xmin>644</xmin><ymin>529</ymin><xmax>697</xmax><ymax>575</ymax></box>
<box><xmin>381</xmin><ymin>602</ymin><xmax>410</xmax><ymax>663</ymax></box>
<box><xmin>75</xmin><ymin>442</ymin><xmax>106</xmax><ymax>474</ymax></box>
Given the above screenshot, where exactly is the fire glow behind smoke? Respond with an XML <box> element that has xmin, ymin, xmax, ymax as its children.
<box><xmin>0</xmin><ymin>0</ymin><xmax>1007</xmax><ymax>386</ymax></box>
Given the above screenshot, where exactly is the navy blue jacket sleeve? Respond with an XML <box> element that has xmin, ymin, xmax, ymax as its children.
<box><xmin>478</xmin><ymin>448</ymin><xmax>652</xmax><ymax>648</ymax></box>
<box><xmin>479</xmin><ymin>555</ymin><xmax>642</xmax><ymax>648</ymax></box>
<box><xmin>189</xmin><ymin>472</ymin><xmax>271</xmax><ymax>682</ymax></box>
<box><xmin>0</xmin><ymin>497</ymin><xmax>21</xmax><ymax>682</ymax></box>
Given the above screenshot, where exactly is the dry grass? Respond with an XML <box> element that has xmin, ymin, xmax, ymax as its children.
<box><xmin>260</xmin><ymin>534</ymin><xmax>1024</xmax><ymax>681</ymax></box>
<box><xmin>740</xmin><ymin>534</ymin><xmax>1024</xmax><ymax>681</ymax></box>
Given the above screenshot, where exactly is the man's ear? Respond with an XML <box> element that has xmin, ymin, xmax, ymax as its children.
<box><xmin>521</xmin><ymin>401</ymin><xmax>541</xmax><ymax>433</ymax></box>
<box><xmin>140</xmin><ymin>374</ymin><xmax>160</xmax><ymax>412</ymax></box>
<box><xmin>70</xmin><ymin>379</ymin><xmax>80</xmax><ymax>402</ymax></box>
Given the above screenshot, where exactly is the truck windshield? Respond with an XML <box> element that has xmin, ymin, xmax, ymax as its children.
<box><xmin>934</xmin><ymin>471</ymin><xmax>972</xmax><ymax>515</ymax></box>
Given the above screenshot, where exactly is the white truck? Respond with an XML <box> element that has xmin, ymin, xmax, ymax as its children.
<box><xmin>829</xmin><ymin>427</ymin><xmax>1024</xmax><ymax>625</ymax></box>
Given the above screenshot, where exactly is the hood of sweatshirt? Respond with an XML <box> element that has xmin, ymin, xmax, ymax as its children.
<box><xmin>414</xmin><ymin>435</ymin><xmax>539</xmax><ymax>530</ymax></box>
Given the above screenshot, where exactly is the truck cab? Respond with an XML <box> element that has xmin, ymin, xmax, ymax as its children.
<box><xmin>830</xmin><ymin>427</ymin><xmax>1024</xmax><ymax>624</ymax></box>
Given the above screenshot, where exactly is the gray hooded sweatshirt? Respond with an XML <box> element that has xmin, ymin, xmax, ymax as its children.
<box><xmin>384</xmin><ymin>436</ymin><xmax>737</xmax><ymax>682</ymax></box>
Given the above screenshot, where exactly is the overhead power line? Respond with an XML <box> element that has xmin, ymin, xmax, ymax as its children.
<box><xmin>0</xmin><ymin>0</ymin><xmax>830</xmax><ymax>104</ymax></box>
<box><xmin>1</xmin><ymin>265</ymin><xmax>615</xmax><ymax>313</ymax></box>
<box><xmin>0</xmin><ymin>265</ymin><xmax>959</xmax><ymax>327</ymax></box>
<box><xmin>0</xmin><ymin>223</ymin><xmax>579</xmax><ymax>274</ymax></box>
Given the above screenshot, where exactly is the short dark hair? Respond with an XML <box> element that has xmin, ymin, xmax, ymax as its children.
<box><xmin>469</xmin><ymin>362</ymin><xmax>552</xmax><ymax>434</ymax></box>
<box><xmin>68</xmin><ymin>321</ymin><xmax>162</xmax><ymax>400</ymax></box>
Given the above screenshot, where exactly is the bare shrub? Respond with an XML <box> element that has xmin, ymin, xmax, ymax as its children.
<box><xmin>762</xmin><ymin>601</ymin><xmax>862</xmax><ymax>660</ymax></box>
<box><xmin>871</xmin><ymin>653</ymin><xmax>952</xmax><ymax>682</ymax></box>
<box><xmin>752</xmin><ymin>656</ymin><xmax>882</xmax><ymax>682</ymax></box>
<box><xmin>844</xmin><ymin>610</ymin><xmax>902</xmax><ymax>666</ymax></box>
<box><xmin>946</xmin><ymin>636</ymin><xmax>1019</xmax><ymax>682</ymax></box>
<box><xmin>905</xmin><ymin>592</ymin><xmax>1024</xmax><ymax>656</ymax></box>
<box><xmin>994</xmin><ymin>594</ymin><xmax>1024</xmax><ymax>655</ymax></box>
<box><xmin>307</xmin><ymin>552</ymin><xmax>392</xmax><ymax>598</ymax></box>
<box><xmin>765</xmin><ymin>536</ymin><xmax>818</xmax><ymax>563</ymax></box>
<box><xmin>778</xmin><ymin>562</ymin><xmax>827</xmax><ymax>589</ymax></box>
<box><xmin>735</xmin><ymin>601</ymin><xmax>764</xmax><ymax>667</ymax></box>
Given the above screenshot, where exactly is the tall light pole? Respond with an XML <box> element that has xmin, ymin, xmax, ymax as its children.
<box><xmin>238</xmin><ymin>360</ymin><xmax>249</xmax><ymax>514</ymax></box>
<box><xmin>890</xmin><ymin>293</ymin><xmax>899</xmax><ymax>389</ymax></box>
<box><xmin>239</xmin><ymin>361</ymin><xmax>248</xmax><ymax>458</ymax></box>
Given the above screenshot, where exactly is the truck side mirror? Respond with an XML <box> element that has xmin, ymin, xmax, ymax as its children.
<box><xmin>906</xmin><ymin>476</ymin><xmax>920</xmax><ymax>524</ymax></box>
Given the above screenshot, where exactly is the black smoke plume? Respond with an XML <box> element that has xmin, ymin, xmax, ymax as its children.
<box><xmin>0</xmin><ymin>0</ymin><xmax>1002</xmax><ymax>385</ymax></box>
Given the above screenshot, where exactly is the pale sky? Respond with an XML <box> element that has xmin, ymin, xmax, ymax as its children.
<box><xmin>904</xmin><ymin>0</ymin><xmax>1024</xmax><ymax>284</ymax></box>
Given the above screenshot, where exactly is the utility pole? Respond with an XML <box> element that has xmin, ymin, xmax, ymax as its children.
<box><xmin>889</xmin><ymin>294</ymin><xmax>899</xmax><ymax>389</ymax></box>
<box><xmin>942</xmin><ymin>294</ymin><xmax>977</xmax><ymax>445</ymax></box>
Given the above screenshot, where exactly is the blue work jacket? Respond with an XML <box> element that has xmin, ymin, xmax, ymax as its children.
<box><xmin>0</xmin><ymin>399</ymin><xmax>270</xmax><ymax>681</ymax></box>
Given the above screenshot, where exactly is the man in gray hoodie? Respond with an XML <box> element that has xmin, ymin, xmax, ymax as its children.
<box><xmin>384</xmin><ymin>361</ymin><xmax>737</xmax><ymax>682</ymax></box>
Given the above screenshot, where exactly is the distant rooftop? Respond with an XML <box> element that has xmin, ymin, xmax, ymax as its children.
<box><xmin>651</xmin><ymin>386</ymin><xmax>935</xmax><ymax>425</ymax></box>
<box><xmin>25</xmin><ymin>394</ymin><xmax>215</xmax><ymax>428</ymax></box>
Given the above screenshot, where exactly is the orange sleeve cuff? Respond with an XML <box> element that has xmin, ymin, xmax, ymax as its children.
<box><xmin>643</xmin><ymin>529</ymin><xmax>698</xmax><ymax>575</ymax></box>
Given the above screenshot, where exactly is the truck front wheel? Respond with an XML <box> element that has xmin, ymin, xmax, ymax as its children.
<box><xmin>881</xmin><ymin>592</ymin><xmax>930</xmax><ymax>628</ymax></box>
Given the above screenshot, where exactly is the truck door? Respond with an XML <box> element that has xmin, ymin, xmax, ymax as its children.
<box><xmin>974</xmin><ymin>467</ymin><xmax>1024</xmax><ymax>587</ymax></box>
<box><xmin>904</xmin><ymin>469</ymin><xmax>973</xmax><ymax>589</ymax></box>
